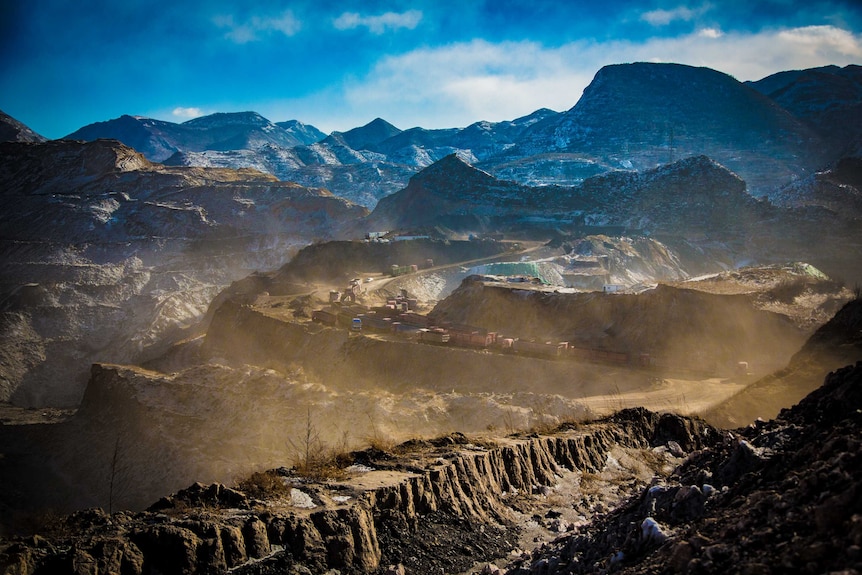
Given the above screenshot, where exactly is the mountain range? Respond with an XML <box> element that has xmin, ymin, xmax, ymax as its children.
<box><xmin>64</xmin><ymin>111</ymin><xmax>326</xmax><ymax>163</ymax></box>
<box><xmin>1</xmin><ymin>59</ymin><xmax>861</xmax><ymax>407</ymax></box>
<box><xmin>363</xmin><ymin>152</ymin><xmax>862</xmax><ymax>284</ymax></box>
<box><xmin>57</xmin><ymin>63</ymin><xmax>862</xmax><ymax>208</ymax></box>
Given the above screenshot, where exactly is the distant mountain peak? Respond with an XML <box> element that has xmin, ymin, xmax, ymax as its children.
<box><xmin>182</xmin><ymin>111</ymin><xmax>272</xmax><ymax>128</ymax></box>
<box><xmin>410</xmin><ymin>153</ymin><xmax>494</xmax><ymax>183</ymax></box>
<box><xmin>275</xmin><ymin>120</ymin><xmax>326</xmax><ymax>145</ymax></box>
<box><xmin>337</xmin><ymin>118</ymin><xmax>402</xmax><ymax>150</ymax></box>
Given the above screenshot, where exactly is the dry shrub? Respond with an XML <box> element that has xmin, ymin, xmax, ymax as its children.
<box><xmin>236</xmin><ymin>470</ymin><xmax>290</xmax><ymax>499</ymax></box>
<box><xmin>297</xmin><ymin>448</ymin><xmax>353</xmax><ymax>482</ymax></box>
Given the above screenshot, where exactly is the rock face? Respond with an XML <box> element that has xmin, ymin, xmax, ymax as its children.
<box><xmin>0</xmin><ymin>139</ymin><xmax>366</xmax><ymax>406</ymax></box>
<box><xmin>0</xmin><ymin>408</ymin><xmax>716</xmax><ymax>575</ymax></box>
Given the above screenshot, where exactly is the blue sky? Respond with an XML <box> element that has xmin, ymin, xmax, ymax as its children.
<box><xmin>2</xmin><ymin>0</ymin><xmax>861</xmax><ymax>139</ymax></box>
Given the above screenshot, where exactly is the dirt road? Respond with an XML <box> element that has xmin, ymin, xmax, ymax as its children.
<box><xmin>578</xmin><ymin>376</ymin><xmax>747</xmax><ymax>417</ymax></box>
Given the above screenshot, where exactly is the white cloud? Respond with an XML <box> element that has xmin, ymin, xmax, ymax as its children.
<box><xmin>214</xmin><ymin>10</ymin><xmax>301</xmax><ymax>44</ymax></box>
<box><xmin>172</xmin><ymin>107</ymin><xmax>204</xmax><ymax>119</ymax></box>
<box><xmin>264</xmin><ymin>26</ymin><xmax>862</xmax><ymax>131</ymax></box>
<box><xmin>641</xmin><ymin>6</ymin><xmax>699</xmax><ymax>26</ymax></box>
<box><xmin>698</xmin><ymin>27</ymin><xmax>723</xmax><ymax>38</ymax></box>
<box><xmin>267</xmin><ymin>25</ymin><xmax>862</xmax><ymax>132</ymax></box>
<box><xmin>636</xmin><ymin>25</ymin><xmax>862</xmax><ymax>80</ymax></box>
<box><xmin>333</xmin><ymin>10</ymin><xmax>422</xmax><ymax>34</ymax></box>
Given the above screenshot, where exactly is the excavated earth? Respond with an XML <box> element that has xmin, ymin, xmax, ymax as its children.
<box><xmin>2</xmin><ymin>356</ymin><xmax>861</xmax><ymax>574</ymax></box>
<box><xmin>0</xmin><ymin>407</ymin><xmax>716</xmax><ymax>575</ymax></box>
<box><xmin>509</xmin><ymin>360</ymin><xmax>862</xmax><ymax>575</ymax></box>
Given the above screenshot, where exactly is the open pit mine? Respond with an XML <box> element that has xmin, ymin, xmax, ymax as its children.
<box><xmin>2</xmin><ymin>61</ymin><xmax>862</xmax><ymax>574</ymax></box>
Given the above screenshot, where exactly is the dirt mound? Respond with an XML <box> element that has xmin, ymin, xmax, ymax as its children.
<box><xmin>430</xmin><ymin>277</ymin><xmax>809</xmax><ymax>376</ymax></box>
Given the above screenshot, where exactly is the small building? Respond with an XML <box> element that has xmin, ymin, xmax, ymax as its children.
<box><xmin>603</xmin><ymin>284</ymin><xmax>624</xmax><ymax>293</ymax></box>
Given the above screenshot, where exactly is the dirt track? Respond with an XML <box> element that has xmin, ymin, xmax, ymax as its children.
<box><xmin>578</xmin><ymin>376</ymin><xmax>747</xmax><ymax>417</ymax></box>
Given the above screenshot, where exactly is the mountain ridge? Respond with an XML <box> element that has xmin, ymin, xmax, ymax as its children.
<box><xmin>64</xmin><ymin>112</ymin><xmax>327</xmax><ymax>163</ymax></box>
<box><xmin>57</xmin><ymin>62</ymin><xmax>857</xmax><ymax>207</ymax></box>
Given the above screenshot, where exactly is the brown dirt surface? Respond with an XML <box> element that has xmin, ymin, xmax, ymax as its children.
<box><xmin>702</xmin><ymin>298</ymin><xmax>862</xmax><ymax>428</ymax></box>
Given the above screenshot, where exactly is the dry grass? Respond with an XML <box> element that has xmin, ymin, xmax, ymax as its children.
<box><xmin>236</xmin><ymin>470</ymin><xmax>291</xmax><ymax>499</ymax></box>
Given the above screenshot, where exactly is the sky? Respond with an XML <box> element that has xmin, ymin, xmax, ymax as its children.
<box><xmin>1</xmin><ymin>0</ymin><xmax>861</xmax><ymax>139</ymax></box>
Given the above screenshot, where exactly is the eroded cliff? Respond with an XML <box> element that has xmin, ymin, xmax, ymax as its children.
<box><xmin>0</xmin><ymin>408</ymin><xmax>713</xmax><ymax>574</ymax></box>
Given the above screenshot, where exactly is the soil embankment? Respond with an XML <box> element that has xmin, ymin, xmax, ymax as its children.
<box><xmin>431</xmin><ymin>278</ymin><xmax>811</xmax><ymax>376</ymax></box>
<box><xmin>0</xmin><ymin>408</ymin><xmax>713</xmax><ymax>574</ymax></box>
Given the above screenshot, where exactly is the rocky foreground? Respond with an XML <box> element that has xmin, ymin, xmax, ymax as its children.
<box><xmin>2</xmin><ymin>355</ymin><xmax>861</xmax><ymax>574</ymax></box>
<box><xmin>515</xmin><ymin>360</ymin><xmax>862</xmax><ymax>575</ymax></box>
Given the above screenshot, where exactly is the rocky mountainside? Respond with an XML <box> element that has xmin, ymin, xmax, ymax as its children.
<box><xmin>64</xmin><ymin>112</ymin><xmax>325</xmax><ymax>162</ymax></box>
<box><xmin>507</xmin><ymin>62</ymin><xmax>828</xmax><ymax>195</ymax></box>
<box><xmin>769</xmin><ymin>155</ymin><xmax>862</xmax><ymax>218</ymax></box>
<box><xmin>0</xmin><ymin>405</ymin><xmax>715</xmax><ymax>574</ymax></box>
<box><xmin>510</xmin><ymin>359</ymin><xmax>862</xmax><ymax>575</ymax></box>
<box><xmin>164</xmin><ymin>111</ymin><xmax>559</xmax><ymax>208</ymax></box>
<box><xmin>364</xmin><ymin>153</ymin><xmax>539</xmax><ymax>230</ymax></box>
<box><xmin>747</xmin><ymin>64</ymin><xmax>862</xmax><ymax>157</ymax></box>
<box><xmin>64</xmin><ymin>63</ymin><xmax>857</xmax><ymax>208</ymax></box>
<box><xmin>163</xmin><ymin>125</ymin><xmax>417</xmax><ymax>209</ymax></box>
<box><xmin>367</xmin><ymin>154</ymin><xmax>760</xmax><ymax>236</ymax></box>
<box><xmin>0</xmin><ymin>139</ymin><xmax>366</xmax><ymax>406</ymax></box>
<box><xmin>274</xmin><ymin>119</ymin><xmax>327</xmax><ymax>144</ymax></box>
<box><xmin>0</xmin><ymin>110</ymin><xmax>46</xmax><ymax>143</ymax></box>
<box><xmin>2</xmin><ymin>357</ymin><xmax>860</xmax><ymax>574</ymax></box>
<box><xmin>367</xmin><ymin>152</ymin><xmax>862</xmax><ymax>284</ymax></box>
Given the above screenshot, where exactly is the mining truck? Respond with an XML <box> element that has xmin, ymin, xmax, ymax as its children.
<box><xmin>341</xmin><ymin>278</ymin><xmax>363</xmax><ymax>303</ymax></box>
